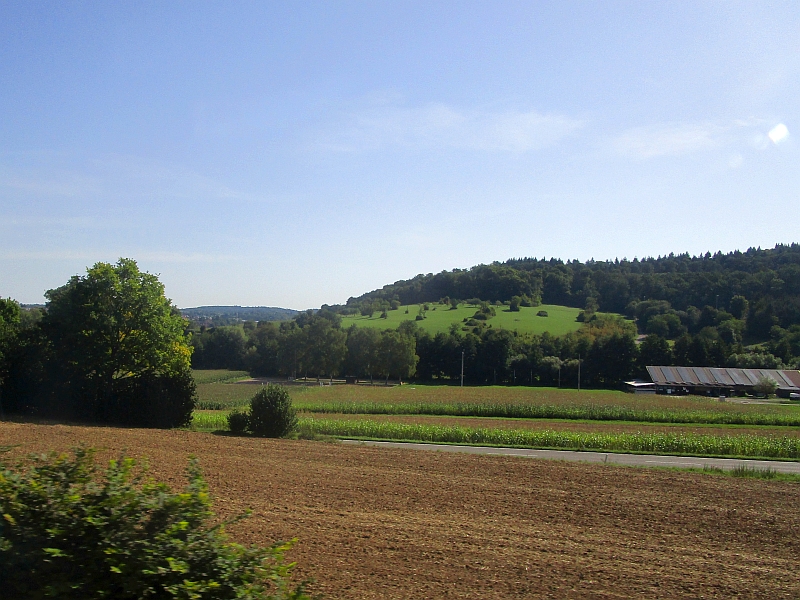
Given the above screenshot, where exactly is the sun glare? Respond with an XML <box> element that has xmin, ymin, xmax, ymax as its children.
<box><xmin>768</xmin><ymin>123</ymin><xmax>789</xmax><ymax>144</ymax></box>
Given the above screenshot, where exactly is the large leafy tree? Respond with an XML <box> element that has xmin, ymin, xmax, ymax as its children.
<box><xmin>0</xmin><ymin>298</ymin><xmax>21</xmax><ymax>408</ymax></box>
<box><xmin>378</xmin><ymin>330</ymin><xmax>418</xmax><ymax>384</ymax></box>
<box><xmin>40</xmin><ymin>258</ymin><xmax>195</xmax><ymax>427</ymax></box>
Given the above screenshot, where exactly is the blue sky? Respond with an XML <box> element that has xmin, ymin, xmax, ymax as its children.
<box><xmin>1</xmin><ymin>2</ymin><xmax>798</xmax><ymax>309</ymax></box>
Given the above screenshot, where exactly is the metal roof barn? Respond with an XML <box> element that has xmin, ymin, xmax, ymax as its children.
<box><xmin>646</xmin><ymin>366</ymin><xmax>800</xmax><ymax>397</ymax></box>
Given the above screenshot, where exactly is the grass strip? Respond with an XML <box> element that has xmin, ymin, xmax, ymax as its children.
<box><xmin>293</xmin><ymin>402</ymin><xmax>800</xmax><ymax>426</ymax></box>
<box><xmin>192</xmin><ymin>370</ymin><xmax>250</xmax><ymax>385</ymax></box>
<box><xmin>297</xmin><ymin>417</ymin><xmax>800</xmax><ymax>459</ymax></box>
<box><xmin>191</xmin><ymin>412</ymin><xmax>230</xmax><ymax>431</ymax></box>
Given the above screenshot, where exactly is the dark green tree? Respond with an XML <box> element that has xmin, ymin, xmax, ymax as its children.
<box><xmin>39</xmin><ymin>259</ymin><xmax>195</xmax><ymax>427</ymax></box>
<box><xmin>638</xmin><ymin>334</ymin><xmax>673</xmax><ymax>372</ymax></box>
<box><xmin>378</xmin><ymin>330</ymin><xmax>418</xmax><ymax>384</ymax></box>
<box><xmin>248</xmin><ymin>385</ymin><xmax>298</xmax><ymax>438</ymax></box>
<box><xmin>345</xmin><ymin>326</ymin><xmax>382</xmax><ymax>382</ymax></box>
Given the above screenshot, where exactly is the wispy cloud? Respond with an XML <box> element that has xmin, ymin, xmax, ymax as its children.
<box><xmin>314</xmin><ymin>103</ymin><xmax>584</xmax><ymax>152</ymax></box>
<box><xmin>612</xmin><ymin>118</ymin><xmax>792</xmax><ymax>160</ymax></box>
<box><xmin>612</xmin><ymin>123</ymin><xmax>724</xmax><ymax>159</ymax></box>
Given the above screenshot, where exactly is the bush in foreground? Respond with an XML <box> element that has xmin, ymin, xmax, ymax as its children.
<box><xmin>248</xmin><ymin>385</ymin><xmax>298</xmax><ymax>438</ymax></box>
<box><xmin>0</xmin><ymin>448</ymin><xmax>310</xmax><ymax>599</ymax></box>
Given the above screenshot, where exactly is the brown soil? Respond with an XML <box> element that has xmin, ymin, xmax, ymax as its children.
<box><xmin>303</xmin><ymin>412</ymin><xmax>800</xmax><ymax>438</ymax></box>
<box><xmin>2</xmin><ymin>422</ymin><xmax>799</xmax><ymax>599</ymax></box>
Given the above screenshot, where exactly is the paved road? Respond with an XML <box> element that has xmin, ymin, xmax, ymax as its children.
<box><xmin>341</xmin><ymin>440</ymin><xmax>800</xmax><ymax>474</ymax></box>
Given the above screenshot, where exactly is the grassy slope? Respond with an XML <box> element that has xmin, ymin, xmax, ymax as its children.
<box><xmin>340</xmin><ymin>303</ymin><xmax>590</xmax><ymax>336</ymax></box>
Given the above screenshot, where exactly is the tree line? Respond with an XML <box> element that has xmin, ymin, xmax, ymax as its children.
<box><xmin>189</xmin><ymin>303</ymin><xmax>800</xmax><ymax>388</ymax></box>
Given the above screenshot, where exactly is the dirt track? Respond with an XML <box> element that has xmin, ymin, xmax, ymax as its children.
<box><xmin>2</xmin><ymin>422</ymin><xmax>799</xmax><ymax>599</ymax></box>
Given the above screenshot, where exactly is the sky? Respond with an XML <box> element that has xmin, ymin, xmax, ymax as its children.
<box><xmin>1</xmin><ymin>1</ymin><xmax>798</xmax><ymax>309</ymax></box>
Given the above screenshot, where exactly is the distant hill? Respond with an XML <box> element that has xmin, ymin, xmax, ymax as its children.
<box><xmin>180</xmin><ymin>306</ymin><xmax>299</xmax><ymax>324</ymax></box>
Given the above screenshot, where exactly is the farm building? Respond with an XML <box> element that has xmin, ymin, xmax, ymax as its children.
<box><xmin>622</xmin><ymin>379</ymin><xmax>656</xmax><ymax>394</ymax></box>
<box><xmin>646</xmin><ymin>366</ymin><xmax>800</xmax><ymax>398</ymax></box>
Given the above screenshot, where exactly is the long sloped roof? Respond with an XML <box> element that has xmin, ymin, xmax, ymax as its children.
<box><xmin>646</xmin><ymin>366</ymin><xmax>800</xmax><ymax>391</ymax></box>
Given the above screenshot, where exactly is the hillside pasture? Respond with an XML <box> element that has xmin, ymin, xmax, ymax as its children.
<box><xmin>2</xmin><ymin>422</ymin><xmax>798</xmax><ymax>599</ymax></box>
<box><xmin>339</xmin><ymin>303</ymin><xmax>590</xmax><ymax>335</ymax></box>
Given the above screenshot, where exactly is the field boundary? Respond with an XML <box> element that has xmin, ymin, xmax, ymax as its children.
<box><xmin>341</xmin><ymin>440</ymin><xmax>800</xmax><ymax>473</ymax></box>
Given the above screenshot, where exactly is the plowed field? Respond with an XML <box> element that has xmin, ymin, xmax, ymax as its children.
<box><xmin>2</xmin><ymin>422</ymin><xmax>799</xmax><ymax>599</ymax></box>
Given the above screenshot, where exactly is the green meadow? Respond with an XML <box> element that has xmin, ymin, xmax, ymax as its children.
<box><xmin>339</xmin><ymin>303</ymin><xmax>590</xmax><ymax>336</ymax></box>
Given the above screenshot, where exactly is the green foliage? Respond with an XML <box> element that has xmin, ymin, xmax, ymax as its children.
<box><xmin>0</xmin><ymin>449</ymin><xmax>310</xmax><ymax>599</ymax></box>
<box><xmin>344</xmin><ymin>327</ymin><xmax>381</xmax><ymax>380</ymax></box>
<box><xmin>248</xmin><ymin>385</ymin><xmax>298</xmax><ymax>438</ymax></box>
<box><xmin>37</xmin><ymin>258</ymin><xmax>196</xmax><ymax>427</ymax></box>
<box><xmin>0</xmin><ymin>297</ymin><xmax>21</xmax><ymax>391</ymax></box>
<box><xmin>192</xmin><ymin>370</ymin><xmax>251</xmax><ymax>385</ymax></box>
<box><xmin>726</xmin><ymin>352</ymin><xmax>784</xmax><ymax>369</ymax></box>
<box><xmin>377</xmin><ymin>330</ymin><xmax>418</xmax><ymax>383</ymax></box>
<box><xmin>340</xmin><ymin>303</ymin><xmax>584</xmax><ymax>337</ymax></box>
<box><xmin>191</xmin><ymin>327</ymin><xmax>248</xmax><ymax>370</ymax></box>
<box><xmin>730</xmin><ymin>464</ymin><xmax>777</xmax><ymax>479</ymax></box>
<box><xmin>227</xmin><ymin>410</ymin><xmax>250</xmax><ymax>434</ymax></box>
<box><xmin>296</xmin><ymin>400</ymin><xmax>800</xmax><ymax>426</ymax></box>
<box><xmin>300</xmin><ymin>417</ymin><xmax>800</xmax><ymax>459</ymax></box>
<box><xmin>753</xmin><ymin>375</ymin><xmax>779</xmax><ymax>398</ymax></box>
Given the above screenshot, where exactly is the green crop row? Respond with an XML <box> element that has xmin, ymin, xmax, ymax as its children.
<box><xmin>293</xmin><ymin>401</ymin><xmax>800</xmax><ymax>426</ymax></box>
<box><xmin>298</xmin><ymin>417</ymin><xmax>800</xmax><ymax>459</ymax></box>
<box><xmin>191</xmin><ymin>411</ymin><xmax>230</xmax><ymax>430</ymax></box>
<box><xmin>190</xmin><ymin>411</ymin><xmax>800</xmax><ymax>458</ymax></box>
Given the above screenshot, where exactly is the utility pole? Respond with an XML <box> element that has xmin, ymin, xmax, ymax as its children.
<box><xmin>577</xmin><ymin>353</ymin><xmax>581</xmax><ymax>392</ymax></box>
<box><xmin>558</xmin><ymin>363</ymin><xmax>561</xmax><ymax>388</ymax></box>
<box><xmin>460</xmin><ymin>350</ymin><xmax>464</xmax><ymax>387</ymax></box>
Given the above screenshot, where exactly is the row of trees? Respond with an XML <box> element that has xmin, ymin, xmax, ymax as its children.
<box><xmin>191</xmin><ymin>310</ymin><xmax>419</xmax><ymax>383</ymax></box>
<box><xmin>1</xmin><ymin>259</ymin><xmax>196</xmax><ymax>426</ymax></box>
<box><xmin>193</xmin><ymin>305</ymin><xmax>800</xmax><ymax>388</ymax></box>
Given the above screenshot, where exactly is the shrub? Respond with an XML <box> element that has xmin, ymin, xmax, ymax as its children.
<box><xmin>753</xmin><ymin>375</ymin><xmax>779</xmax><ymax>398</ymax></box>
<box><xmin>249</xmin><ymin>385</ymin><xmax>298</xmax><ymax>438</ymax></box>
<box><xmin>0</xmin><ymin>448</ymin><xmax>310</xmax><ymax>599</ymax></box>
<box><xmin>228</xmin><ymin>410</ymin><xmax>250</xmax><ymax>434</ymax></box>
<box><xmin>537</xmin><ymin>310</ymin><xmax>549</xmax><ymax>317</ymax></box>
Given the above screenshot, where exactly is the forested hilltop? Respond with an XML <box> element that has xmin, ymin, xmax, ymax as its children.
<box><xmin>336</xmin><ymin>244</ymin><xmax>800</xmax><ymax>342</ymax></box>
<box><xmin>187</xmin><ymin>244</ymin><xmax>800</xmax><ymax>388</ymax></box>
